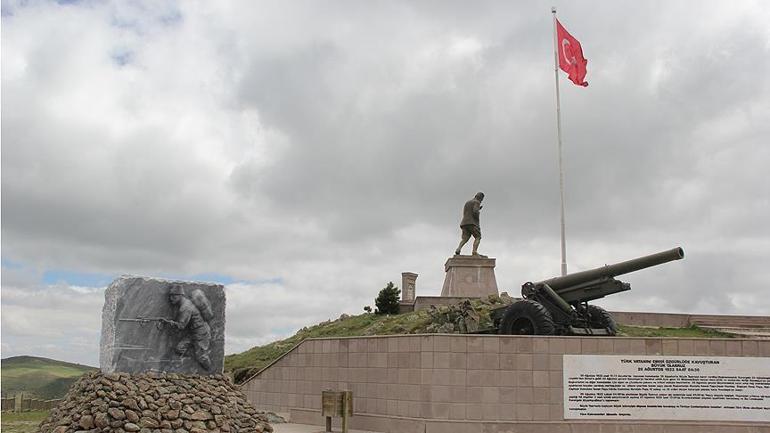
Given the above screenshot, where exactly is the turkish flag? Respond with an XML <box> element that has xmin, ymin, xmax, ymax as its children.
<box><xmin>556</xmin><ymin>19</ymin><xmax>588</xmax><ymax>87</ymax></box>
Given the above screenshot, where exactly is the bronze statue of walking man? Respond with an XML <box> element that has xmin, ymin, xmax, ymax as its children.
<box><xmin>455</xmin><ymin>192</ymin><xmax>485</xmax><ymax>256</ymax></box>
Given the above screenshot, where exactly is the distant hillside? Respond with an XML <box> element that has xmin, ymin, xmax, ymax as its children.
<box><xmin>1</xmin><ymin>356</ymin><xmax>97</xmax><ymax>400</ymax></box>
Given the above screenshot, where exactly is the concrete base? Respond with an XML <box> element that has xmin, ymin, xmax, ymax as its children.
<box><xmin>273</xmin><ymin>419</ymin><xmax>379</xmax><ymax>433</ymax></box>
<box><xmin>440</xmin><ymin>255</ymin><xmax>498</xmax><ymax>297</ymax></box>
<box><xmin>289</xmin><ymin>407</ymin><xmax>767</xmax><ymax>433</ymax></box>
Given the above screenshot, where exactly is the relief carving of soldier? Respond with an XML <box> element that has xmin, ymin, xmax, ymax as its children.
<box><xmin>163</xmin><ymin>284</ymin><xmax>213</xmax><ymax>371</ymax></box>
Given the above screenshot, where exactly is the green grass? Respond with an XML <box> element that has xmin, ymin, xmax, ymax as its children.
<box><xmin>1</xmin><ymin>410</ymin><xmax>48</xmax><ymax>433</ymax></box>
<box><xmin>225</xmin><ymin>309</ymin><xmax>439</xmax><ymax>382</ymax></box>
<box><xmin>1</xmin><ymin>356</ymin><xmax>96</xmax><ymax>400</ymax></box>
<box><xmin>2</xmin><ymin>366</ymin><xmax>89</xmax><ymax>378</ymax></box>
<box><xmin>617</xmin><ymin>324</ymin><xmax>735</xmax><ymax>338</ymax></box>
<box><xmin>226</xmin><ymin>298</ymin><xmax>744</xmax><ymax>383</ymax></box>
<box><xmin>225</xmin><ymin>296</ymin><xmax>503</xmax><ymax>382</ymax></box>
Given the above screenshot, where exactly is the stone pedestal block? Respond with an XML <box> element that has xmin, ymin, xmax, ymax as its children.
<box><xmin>100</xmin><ymin>275</ymin><xmax>225</xmax><ymax>375</ymax></box>
<box><xmin>440</xmin><ymin>255</ymin><xmax>499</xmax><ymax>298</ymax></box>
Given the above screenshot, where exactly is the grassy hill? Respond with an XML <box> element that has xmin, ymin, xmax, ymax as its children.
<box><xmin>225</xmin><ymin>305</ymin><xmax>443</xmax><ymax>382</ymax></box>
<box><xmin>1</xmin><ymin>356</ymin><xmax>97</xmax><ymax>400</ymax></box>
<box><xmin>224</xmin><ymin>297</ymin><xmax>734</xmax><ymax>383</ymax></box>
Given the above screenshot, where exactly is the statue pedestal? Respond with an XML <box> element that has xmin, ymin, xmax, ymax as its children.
<box><xmin>440</xmin><ymin>255</ymin><xmax>499</xmax><ymax>298</ymax></box>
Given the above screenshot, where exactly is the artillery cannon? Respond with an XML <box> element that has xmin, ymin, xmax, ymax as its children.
<box><xmin>492</xmin><ymin>247</ymin><xmax>684</xmax><ymax>336</ymax></box>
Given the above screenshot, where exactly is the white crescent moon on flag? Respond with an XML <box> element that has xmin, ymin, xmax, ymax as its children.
<box><xmin>561</xmin><ymin>38</ymin><xmax>576</xmax><ymax>65</ymax></box>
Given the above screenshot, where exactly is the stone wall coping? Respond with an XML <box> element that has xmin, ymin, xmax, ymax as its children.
<box><xmin>290</xmin><ymin>407</ymin><xmax>767</xmax><ymax>427</ymax></box>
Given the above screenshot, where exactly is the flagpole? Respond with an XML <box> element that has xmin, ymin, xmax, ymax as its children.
<box><xmin>552</xmin><ymin>6</ymin><xmax>568</xmax><ymax>276</ymax></box>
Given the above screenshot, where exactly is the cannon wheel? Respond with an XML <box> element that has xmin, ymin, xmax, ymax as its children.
<box><xmin>498</xmin><ymin>300</ymin><xmax>555</xmax><ymax>335</ymax></box>
<box><xmin>587</xmin><ymin>305</ymin><xmax>618</xmax><ymax>336</ymax></box>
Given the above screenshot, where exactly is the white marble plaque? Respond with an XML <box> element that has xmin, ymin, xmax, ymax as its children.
<box><xmin>563</xmin><ymin>355</ymin><xmax>770</xmax><ymax>422</ymax></box>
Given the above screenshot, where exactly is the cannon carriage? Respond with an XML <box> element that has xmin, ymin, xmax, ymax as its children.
<box><xmin>491</xmin><ymin>247</ymin><xmax>685</xmax><ymax>336</ymax></box>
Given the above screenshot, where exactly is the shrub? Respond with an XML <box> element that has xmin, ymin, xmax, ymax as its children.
<box><xmin>375</xmin><ymin>281</ymin><xmax>401</xmax><ymax>315</ymax></box>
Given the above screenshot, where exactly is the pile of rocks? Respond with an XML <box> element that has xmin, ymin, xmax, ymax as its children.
<box><xmin>424</xmin><ymin>293</ymin><xmax>515</xmax><ymax>334</ymax></box>
<box><xmin>39</xmin><ymin>371</ymin><xmax>273</xmax><ymax>433</ymax></box>
<box><xmin>425</xmin><ymin>300</ymin><xmax>482</xmax><ymax>333</ymax></box>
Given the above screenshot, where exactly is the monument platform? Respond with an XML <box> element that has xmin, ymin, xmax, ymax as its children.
<box><xmin>440</xmin><ymin>255</ymin><xmax>498</xmax><ymax>298</ymax></box>
<box><xmin>243</xmin><ymin>332</ymin><xmax>770</xmax><ymax>433</ymax></box>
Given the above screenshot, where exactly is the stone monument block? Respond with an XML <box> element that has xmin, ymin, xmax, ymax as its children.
<box><xmin>100</xmin><ymin>275</ymin><xmax>225</xmax><ymax>375</ymax></box>
<box><xmin>401</xmin><ymin>272</ymin><xmax>417</xmax><ymax>302</ymax></box>
<box><xmin>440</xmin><ymin>255</ymin><xmax>499</xmax><ymax>298</ymax></box>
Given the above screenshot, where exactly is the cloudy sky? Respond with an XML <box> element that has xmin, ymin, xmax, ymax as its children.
<box><xmin>2</xmin><ymin>0</ymin><xmax>769</xmax><ymax>367</ymax></box>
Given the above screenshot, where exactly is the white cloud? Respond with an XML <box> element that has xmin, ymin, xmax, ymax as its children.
<box><xmin>2</xmin><ymin>0</ymin><xmax>769</xmax><ymax>365</ymax></box>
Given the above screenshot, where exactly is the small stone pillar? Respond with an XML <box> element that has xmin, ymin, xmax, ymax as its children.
<box><xmin>401</xmin><ymin>272</ymin><xmax>417</xmax><ymax>302</ymax></box>
<box><xmin>440</xmin><ymin>255</ymin><xmax>499</xmax><ymax>297</ymax></box>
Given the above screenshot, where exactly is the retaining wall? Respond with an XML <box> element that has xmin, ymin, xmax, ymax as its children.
<box><xmin>242</xmin><ymin>334</ymin><xmax>770</xmax><ymax>432</ymax></box>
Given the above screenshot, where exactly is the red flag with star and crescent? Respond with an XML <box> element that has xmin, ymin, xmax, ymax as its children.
<box><xmin>556</xmin><ymin>18</ymin><xmax>588</xmax><ymax>87</ymax></box>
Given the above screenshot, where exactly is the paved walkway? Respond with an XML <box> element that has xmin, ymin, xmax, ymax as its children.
<box><xmin>272</xmin><ymin>423</ymin><xmax>381</xmax><ymax>433</ymax></box>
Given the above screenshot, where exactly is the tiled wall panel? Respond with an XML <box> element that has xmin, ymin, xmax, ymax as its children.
<box><xmin>243</xmin><ymin>334</ymin><xmax>770</xmax><ymax>425</ymax></box>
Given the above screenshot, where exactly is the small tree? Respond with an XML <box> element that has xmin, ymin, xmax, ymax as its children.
<box><xmin>375</xmin><ymin>281</ymin><xmax>401</xmax><ymax>315</ymax></box>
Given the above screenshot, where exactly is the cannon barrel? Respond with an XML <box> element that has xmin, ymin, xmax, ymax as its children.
<box><xmin>537</xmin><ymin>247</ymin><xmax>684</xmax><ymax>292</ymax></box>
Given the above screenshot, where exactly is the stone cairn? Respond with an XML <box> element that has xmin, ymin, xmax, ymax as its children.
<box><xmin>38</xmin><ymin>371</ymin><xmax>273</xmax><ymax>433</ymax></box>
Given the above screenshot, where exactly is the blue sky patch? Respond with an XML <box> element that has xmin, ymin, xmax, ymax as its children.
<box><xmin>111</xmin><ymin>49</ymin><xmax>133</xmax><ymax>66</ymax></box>
<box><xmin>270</xmin><ymin>326</ymin><xmax>296</xmax><ymax>336</ymax></box>
<box><xmin>173</xmin><ymin>274</ymin><xmax>284</xmax><ymax>286</ymax></box>
<box><xmin>2</xmin><ymin>257</ymin><xmax>281</xmax><ymax>288</ymax></box>
<box><xmin>189</xmin><ymin>273</ymin><xmax>237</xmax><ymax>285</ymax></box>
<box><xmin>42</xmin><ymin>269</ymin><xmax>116</xmax><ymax>287</ymax></box>
<box><xmin>159</xmin><ymin>9</ymin><xmax>182</xmax><ymax>26</ymax></box>
<box><xmin>1</xmin><ymin>258</ymin><xmax>25</xmax><ymax>270</ymax></box>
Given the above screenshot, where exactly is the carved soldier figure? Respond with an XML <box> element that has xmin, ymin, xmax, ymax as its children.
<box><xmin>455</xmin><ymin>192</ymin><xmax>485</xmax><ymax>256</ymax></box>
<box><xmin>164</xmin><ymin>284</ymin><xmax>212</xmax><ymax>371</ymax></box>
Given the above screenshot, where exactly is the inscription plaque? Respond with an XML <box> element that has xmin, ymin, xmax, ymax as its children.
<box><xmin>563</xmin><ymin>355</ymin><xmax>770</xmax><ymax>422</ymax></box>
